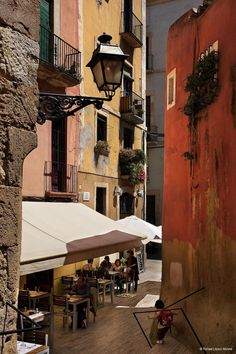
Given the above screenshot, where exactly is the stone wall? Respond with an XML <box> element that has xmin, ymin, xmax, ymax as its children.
<box><xmin>0</xmin><ymin>1</ymin><xmax>39</xmax><ymax>352</ymax></box>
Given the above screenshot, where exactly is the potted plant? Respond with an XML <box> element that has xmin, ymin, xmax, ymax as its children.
<box><xmin>129</xmin><ymin>163</ymin><xmax>146</xmax><ymax>185</ymax></box>
<box><xmin>119</xmin><ymin>149</ymin><xmax>147</xmax><ymax>184</ymax></box>
<box><xmin>94</xmin><ymin>140</ymin><xmax>110</xmax><ymax>156</ymax></box>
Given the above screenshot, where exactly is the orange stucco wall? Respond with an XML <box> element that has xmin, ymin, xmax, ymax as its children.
<box><xmin>162</xmin><ymin>0</ymin><xmax>236</xmax><ymax>351</ymax></box>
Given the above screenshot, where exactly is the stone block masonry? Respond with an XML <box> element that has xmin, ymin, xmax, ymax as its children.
<box><xmin>0</xmin><ymin>1</ymin><xmax>39</xmax><ymax>352</ymax></box>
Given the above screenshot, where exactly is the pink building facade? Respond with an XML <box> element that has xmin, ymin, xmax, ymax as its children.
<box><xmin>23</xmin><ymin>0</ymin><xmax>81</xmax><ymax>200</ymax></box>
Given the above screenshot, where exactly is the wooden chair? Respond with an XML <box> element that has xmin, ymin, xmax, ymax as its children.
<box><xmin>61</xmin><ymin>276</ymin><xmax>74</xmax><ymax>291</ymax></box>
<box><xmin>82</xmin><ymin>269</ymin><xmax>94</xmax><ymax>278</ymax></box>
<box><xmin>37</xmin><ymin>297</ymin><xmax>52</xmax><ymax>312</ymax></box>
<box><xmin>85</xmin><ymin>278</ymin><xmax>100</xmax><ymax>320</ymax></box>
<box><xmin>125</xmin><ymin>271</ymin><xmax>135</xmax><ymax>293</ymax></box>
<box><xmin>18</xmin><ymin>290</ymin><xmax>30</xmax><ymax>310</ymax></box>
<box><xmin>24</xmin><ymin>330</ymin><xmax>48</xmax><ymax>346</ymax></box>
<box><xmin>53</xmin><ymin>295</ymin><xmax>72</xmax><ymax>328</ymax></box>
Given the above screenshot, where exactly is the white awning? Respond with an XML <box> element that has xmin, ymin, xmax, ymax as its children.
<box><xmin>21</xmin><ymin>202</ymin><xmax>146</xmax><ymax>275</ymax></box>
<box><xmin>116</xmin><ymin>216</ymin><xmax>162</xmax><ymax>245</ymax></box>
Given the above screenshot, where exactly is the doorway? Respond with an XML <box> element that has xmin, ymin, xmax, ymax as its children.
<box><xmin>146</xmin><ymin>195</ymin><xmax>156</xmax><ymax>225</ymax></box>
<box><xmin>96</xmin><ymin>187</ymin><xmax>107</xmax><ymax>215</ymax></box>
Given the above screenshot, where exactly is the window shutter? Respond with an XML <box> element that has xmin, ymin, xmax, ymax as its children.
<box><xmin>40</xmin><ymin>0</ymin><xmax>50</xmax><ymax>29</ymax></box>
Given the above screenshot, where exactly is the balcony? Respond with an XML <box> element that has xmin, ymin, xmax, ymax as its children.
<box><xmin>120</xmin><ymin>12</ymin><xmax>143</xmax><ymax>48</ymax></box>
<box><xmin>38</xmin><ymin>26</ymin><xmax>82</xmax><ymax>87</ymax></box>
<box><xmin>120</xmin><ymin>91</ymin><xmax>144</xmax><ymax>125</ymax></box>
<box><xmin>44</xmin><ymin>161</ymin><xmax>77</xmax><ymax>200</ymax></box>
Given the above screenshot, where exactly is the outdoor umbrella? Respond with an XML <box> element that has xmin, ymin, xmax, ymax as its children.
<box><xmin>116</xmin><ymin>215</ymin><xmax>162</xmax><ymax>245</ymax></box>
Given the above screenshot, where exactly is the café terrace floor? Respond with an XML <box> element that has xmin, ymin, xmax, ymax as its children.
<box><xmin>51</xmin><ymin>261</ymin><xmax>195</xmax><ymax>354</ymax></box>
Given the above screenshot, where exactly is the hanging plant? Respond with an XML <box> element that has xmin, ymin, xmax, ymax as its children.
<box><xmin>183</xmin><ymin>50</ymin><xmax>219</xmax><ymax>122</ymax></box>
<box><xmin>119</xmin><ymin>149</ymin><xmax>147</xmax><ymax>185</ymax></box>
<box><xmin>129</xmin><ymin>163</ymin><xmax>145</xmax><ymax>185</ymax></box>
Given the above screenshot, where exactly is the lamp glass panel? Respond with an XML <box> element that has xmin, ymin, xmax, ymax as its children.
<box><xmin>102</xmin><ymin>59</ymin><xmax>123</xmax><ymax>85</ymax></box>
<box><xmin>92</xmin><ymin>61</ymin><xmax>105</xmax><ymax>89</ymax></box>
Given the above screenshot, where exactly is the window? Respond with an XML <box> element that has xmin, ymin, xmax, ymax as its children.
<box><xmin>146</xmin><ymin>96</ymin><xmax>151</xmax><ymax>141</ymax></box>
<box><xmin>124</xmin><ymin>0</ymin><xmax>133</xmax><ymax>33</ymax></box>
<box><xmin>40</xmin><ymin>0</ymin><xmax>53</xmax><ymax>62</ymax></box>
<box><xmin>123</xmin><ymin>65</ymin><xmax>133</xmax><ymax>110</ymax></box>
<box><xmin>146</xmin><ymin>36</ymin><xmax>149</xmax><ymax>68</ymax></box>
<box><xmin>40</xmin><ymin>0</ymin><xmax>53</xmax><ymax>30</ymax></box>
<box><xmin>167</xmin><ymin>68</ymin><xmax>176</xmax><ymax>110</ymax></box>
<box><xmin>146</xmin><ymin>195</ymin><xmax>156</xmax><ymax>224</ymax></box>
<box><xmin>51</xmin><ymin>119</ymin><xmax>66</xmax><ymax>192</ymax></box>
<box><xmin>96</xmin><ymin>187</ymin><xmax>106</xmax><ymax>215</ymax></box>
<box><xmin>123</xmin><ymin>127</ymin><xmax>134</xmax><ymax>149</ymax></box>
<box><xmin>146</xmin><ymin>37</ymin><xmax>153</xmax><ymax>70</ymax></box>
<box><xmin>97</xmin><ymin>114</ymin><xmax>107</xmax><ymax>142</ymax></box>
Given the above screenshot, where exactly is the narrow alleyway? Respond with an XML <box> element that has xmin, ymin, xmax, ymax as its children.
<box><xmin>51</xmin><ymin>261</ymin><xmax>194</xmax><ymax>354</ymax></box>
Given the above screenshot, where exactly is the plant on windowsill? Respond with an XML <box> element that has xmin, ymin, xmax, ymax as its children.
<box><xmin>94</xmin><ymin>140</ymin><xmax>110</xmax><ymax>156</ymax></box>
<box><xmin>183</xmin><ymin>50</ymin><xmax>219</xmax><ymax>126</ymax></box>
<box><xmin>182</xmin><ymin>50</ymin><xmax>219</xmax><ymax>173</ymax></box>
<box><xmin>119</xmin><ymin>149</ymin><xmax>146</xmax><ymax>185</ymax></box>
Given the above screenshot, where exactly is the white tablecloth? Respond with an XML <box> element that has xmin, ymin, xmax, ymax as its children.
<box><xmin>17</xmin><ymin>341</ymin><xmax>49</xmax><ymax>353</ymax></box>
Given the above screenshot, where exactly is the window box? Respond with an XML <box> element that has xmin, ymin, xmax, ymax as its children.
<box><xmin>94</xmin><ymin>140</ymin><xmax>110</xmax><ymax>156</ymax></box>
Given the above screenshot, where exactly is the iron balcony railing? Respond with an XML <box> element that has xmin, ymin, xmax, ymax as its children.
<box><xmin>120</xmin><ymin>11</ymin><xmax>143</xmax><ymax>46</ymax></box>
<box><xmin>40</xmin><ymin>25</ymin><xmax>81</xmax><ymax>81</ymax></box>
<box><xmin>44</xmin><ymin>161</ymin><xmax>77</xmax><ymax>194</ymax></box>
<box><xmin>120</xmin><ymin>91</ymin><xmax>144</xmax><ymax>118</ymax></box>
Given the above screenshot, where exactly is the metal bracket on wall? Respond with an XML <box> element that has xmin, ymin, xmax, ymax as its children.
<box><xmin>38</xmin><ymin>93</ymin><xmax>112</xmax><ymax>124</ymax></box>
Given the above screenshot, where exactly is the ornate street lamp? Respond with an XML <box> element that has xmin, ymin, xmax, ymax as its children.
<box><xmin>38</xmin><ymin>34</ymin><xmax>128</xmax><ymax>124</ymax></box>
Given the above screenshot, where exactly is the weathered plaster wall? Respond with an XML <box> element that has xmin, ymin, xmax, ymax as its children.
<box><xmin>80</xmin><ymin>0</ymin><xmax>145</xmax><ymax>219</ymax></box>
<box><xmin>146</xmin><ymin>0</ymin><xmax>202</xmax><ymax>224</ymax></box>
<box><xmin>162</xmin><ymin>0</ymin><xmax>236</xmax><ymax>351</ymax></box>
<box><xmin>0</xmin><ymin>1</ymin><xmax>39</xmax><ymax>352</ymax></box>
<box><xmin>23</xmin><ymin>0</ymin><xmax>80</xmax><ymax>198</ymax></box>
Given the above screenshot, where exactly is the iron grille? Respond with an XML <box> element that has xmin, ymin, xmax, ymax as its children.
<box><xmin>40</xmin><ymin>25</ymin><xmax>81</xmax><ymax>80</ymax></box>
<box><xmin>120</xmin><ymin>91</ymin><xmax>144</xmax><ymax>119</ymax></box>
<box><xmin>44</xmin><ymin>161</ymin><xmax>77</xmax><ymax>194</ymax></box>
<box><xmin>120</xmin><ymin>11</ymin><xmax>143</xmax><ymax>44</ymax></box>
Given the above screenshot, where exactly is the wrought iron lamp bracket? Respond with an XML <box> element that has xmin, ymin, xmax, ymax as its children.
<box><xmin>38</xmin><ymin>93</ymin><xmax>113</xmax><ymax>124</ymax></box>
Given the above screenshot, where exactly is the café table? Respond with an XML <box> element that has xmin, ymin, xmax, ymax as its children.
<box><xmin>29</xmin><ymin>291</ymin><xmax>51</xmax><ymax>310</ymax></box>
<box><xmin>67</xmin><ymin>295</ymin><xmax>90</xmax><ymax>332</ymax></box>
<box><xmin>20</xmin><ymin>310</ymin><xmax>53</xmax><ymax>348</ymax></box>
<box><xmin>97</xmin><ymin>279</ymin><xmax>114</xmax><ymax>306</ymax></box>
<box><xmin>108</xmin><ymin>271</ymin><xmax>120</xmax><ymax>282</ymax></box>
<box><xmin>17</xmin><ymin>340</ymin><xmax>49</xmax><ymax>354</ymax></box>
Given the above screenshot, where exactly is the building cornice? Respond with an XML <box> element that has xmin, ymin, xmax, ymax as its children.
<box><xmin>147</xmin><ymin>0</ymin><xmax>176</xmax><ymax>6</ymax></box>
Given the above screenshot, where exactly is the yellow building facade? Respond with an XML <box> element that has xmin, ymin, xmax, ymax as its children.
<box><xmin>20</xmin><ymin>0</ymin><xmax>146</xmax><ymax>296</ymax></box>
<box><xmin>79</xmin><ymin>0</ymin><xmax>146</xmax><ymax>220</ymax></box>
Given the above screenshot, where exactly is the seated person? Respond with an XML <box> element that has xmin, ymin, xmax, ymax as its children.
<box><xmin>97</xmin><ymin>260</ymin><xmax>109</xmax><ymax>279</ymax></box>
<box><xmin>82</xmin><ymin>259</ymin><xmax>96</xmax><ymax>277</ymax></box>
<box><xmin>70</xmin><ymin>277</ymin><xmax>91</xmax><ymax>328</ymax></box>
<box><xmin>112</xmin><ymin>259</ymin><xmax>124</xmax><ymax>272</ymax></box>
<box><xmin>103</xmin><ymin>256</ymin><xmax>112</xmax><ymax>270</ymax></box>
<box><xmin>116</xmin><ymin>262</ymin><xmax>134</xmax><ymax>294</ymax></box>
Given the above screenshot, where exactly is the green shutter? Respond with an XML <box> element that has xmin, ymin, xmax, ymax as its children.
<box><xmin>40</xmin><ymin>0</ymin><xmax>51</xmax><ymax>62</ymax></box>
<box><xmin>40</xmin><ymin>0</ymin><xmax>50</xmax><ymax>29</ymax></box>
